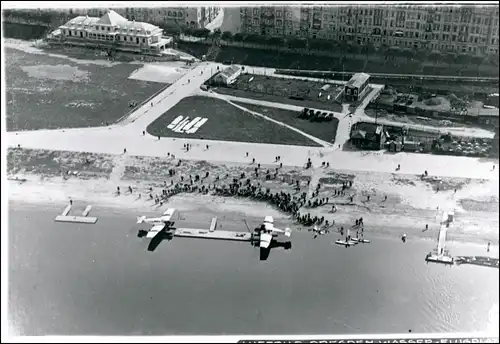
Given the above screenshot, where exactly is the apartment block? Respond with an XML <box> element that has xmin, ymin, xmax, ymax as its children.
<box><xmin>239</xmin><ymin>5</ymin><xmax>499</xmax><ymax>55</ymax></box>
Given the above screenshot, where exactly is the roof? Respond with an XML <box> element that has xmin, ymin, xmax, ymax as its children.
<box><xmin>351</xmin><ymin>123</ymin><xmax>384</xmax><ymax>141</ymax></box>
<box><xmin>221</xmin><ymin>65</ymin><xmax>241</xmax><ymax>78</ymax></box>
<box><xmin>61</xmin><ymin>10</ymin><xmax>160</xmax><ymax>34</ymax></box>
<box><xmin>96</xmin><ymin>10</ymin><xmax>128</xmax><ymax>26</ymax></box>
<box><xmin>346</xmin><ymin>73</ymin><xmax>370</xmax><ymax>89</ymax></box>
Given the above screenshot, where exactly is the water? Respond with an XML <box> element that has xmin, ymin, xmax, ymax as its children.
<box><xmin>8</xmin><ymin>202</ymin><xmax>499</xmax><ymax>335</ymax></box>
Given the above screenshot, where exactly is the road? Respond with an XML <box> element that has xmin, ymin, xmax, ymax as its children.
<box><xmin>7</xmin><ymin>61</ymin><xmax>498</xmax><ymax>180</ymax></box>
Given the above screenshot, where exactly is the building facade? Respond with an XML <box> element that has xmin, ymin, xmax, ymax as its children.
<box><xmin>344</xmin><ymin>73</ymin><xmax>370</xmax><ymax>102</ymax></box>
<box><xmin>48</xmin><ymin>10</ymin><xmax>172</xmax><ymax>55</ymax></box>
<box><xmin>239</xmin><ymin>5</ymin><xmax>499</xmax><ymax>55</ymax></box>
<box><xmin>84</xmin><ymin>7</ymin><xmax>221</xmax><ymax>29</ymax></box>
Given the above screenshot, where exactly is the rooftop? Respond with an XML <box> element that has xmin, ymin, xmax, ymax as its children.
<box><xmin>221</xmin><ymin>65</ymin><xmax>241</xmax><ymax>78</ymax></box>
<box><xmin>60</xmin><ymin>10</ymin><xmax>160</xmax><ymax>34</ymax></box>
<box><xmin>346</xmin><ymin>73</ymin><xmax>370</xmax><ymax>89</ymax></box>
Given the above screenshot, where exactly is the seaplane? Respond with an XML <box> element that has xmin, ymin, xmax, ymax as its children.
<box><xmin>245</xmin><ymin>216</ymin><xmax>292</xmax><ymax>261</ymax></box>
<box><xmin>137</xmin><ymin>208</ymin><xmax>177</xmax><ymax>239</ymax></box>
<box><xmin>255</xmin><ymin>216</ymin><xmax>292</xmax><ymax>249</ymax></box>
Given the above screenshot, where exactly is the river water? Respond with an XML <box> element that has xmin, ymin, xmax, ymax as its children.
<box><xmin>7</xmin><ymin>202</ymin><xmax>499</xmax><ymax>335</ymax></box>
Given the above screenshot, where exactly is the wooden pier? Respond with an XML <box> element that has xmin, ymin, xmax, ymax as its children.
<box><xmin>174</xmin><ymin>228</ymin><xmax>254</xmax><ymax>242</ymax></box>
<box><xmin>55</xmin><ymin>203</ymin><xmax>97</xmax><ymax>224</ymax></box>
<box><xmin>425</xmin><ymin>210</ymin><xmax>454</xmax><ymax>265</ymax></box>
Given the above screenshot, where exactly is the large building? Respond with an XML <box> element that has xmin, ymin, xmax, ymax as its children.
<box><xmin>239</xmin><ymin>5</ymin><xmax>499</xmax><ymax>55</ymax></box>
<box><xmin>47</xmin><ymin>10</ymin><xmax>173</xmax><ymax>55</ymax></box>
<box><xmin>84</xmin><ymin>6</ymin><xmax>221</xmax><ymax>29</ymax></box>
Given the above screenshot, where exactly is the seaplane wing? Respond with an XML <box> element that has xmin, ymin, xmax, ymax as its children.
<box><xmin>146</xmin><ymin>224</ymin><xmax>165</xmax><ymax>239</ymax></box>
<box><xmin>260</xmin><ymin>232</ymin><xmax>273</xmax><ymax>249</ymax></box>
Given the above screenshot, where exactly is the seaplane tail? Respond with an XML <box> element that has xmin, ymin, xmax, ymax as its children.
<box><xmin>260</xmin><ymin>232</ymin><xmax>273</xmax><ymax>249</ymax></box>
<box><xmin>137</xmin><ymin>216</ymin><xmax>147</xmax><ymax>224</ymax></box>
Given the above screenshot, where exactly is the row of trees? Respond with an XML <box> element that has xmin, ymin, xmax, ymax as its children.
<box><xmin>180</xmin><ymin>30</ymin><xmax>498</xmax><ymax>68</ymax></box>
<box><xmin>3</xmin><ymin>9</ymin><xmax>72</xmax><ymax>27</ymax></box>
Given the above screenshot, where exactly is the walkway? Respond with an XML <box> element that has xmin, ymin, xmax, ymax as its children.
<box><xmin>7</xmin><ymin>61</ymin><xmax>499</xmax><ymax>181</ymax></box>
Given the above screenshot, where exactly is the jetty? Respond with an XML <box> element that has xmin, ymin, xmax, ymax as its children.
<box><xmin>455</xmin><ymin>256</ymin><xmax>499</xmax><ymax>269</ymax></box>
<box><xmin>55</xmin><ymin>203</ymin><xmax>97</xmax><ymax>224</ymax></box>
<box><xmin>425</xmin><ymin>210</ymin><xmax>454</xmax><ymax>265</ymax></box>
<box><xmin>174</xmin><ymin>227</ymin><xmax>254</xmax><ymax>242</ymax></box>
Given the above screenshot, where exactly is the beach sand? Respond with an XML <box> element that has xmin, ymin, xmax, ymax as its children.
<box><xmin>7</xmin><ymin>148</ymin><xmax>499</xmax><ymax>244</ymax></box>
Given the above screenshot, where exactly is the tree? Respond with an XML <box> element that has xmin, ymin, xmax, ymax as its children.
<box><xmin>387</xmin><ymin>46</ymin><xmax>401</xmax><ymax>60</ymax></box>
<box><xmin>456</xmin><ymin>53</ymin><xmax>470</xmax><ymax>65</ymax></box>
<box><xmin>309</xmin><ymin>38</ymin><xmax>334</xmax><ymax>52</ymax></box>
<box><xmin>287</xmin><ymin>37</ymin><xmax>307</xmax><ymax>50</ymax></box>
<box><xmin>428</xmin><ymin>50</ymin><xmax>443</xmax><ymax>66</ymax></box>
<box><xmin>339</xmin><ymin>40</ymin><xmax>348</xmax><ymax>58</ymax></box>
<box><xmin>233</xmin><ymin>33</ymin><xmax>244</xmax><ymax>42</ymax></box>
<box><xmin>361</xmin><ymin>42</ymin><xmax>376</xmax><ymax>60</ymax></box>
<box><xmin>221</xmin><ymin>31</ymin><xmax>232</xmax><ymax>41</ymax></box>
<box><xmin>401</xmin><ymin>47</ymin><xmax>414</xmax><ymax>61</ymax></box>
<box><xmin>349</xmin><ymin>42</ymin><xmax>361</xmax><ymax>59</ymax></box>
<box><xmin>268</xmin><ymin>36</ymin><xmax>284</xmax><ymax>48</ymax></box>
<box><xmin>443</xmin><ymin>52</ymin><xmax>457</xmax><ymax>66</ymax></box>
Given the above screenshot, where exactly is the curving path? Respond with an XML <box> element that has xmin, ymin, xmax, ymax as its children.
<box><xmin>7</xmin><ymin>61</ymin><xmax>498</xmax><ymax>180</ymax></box>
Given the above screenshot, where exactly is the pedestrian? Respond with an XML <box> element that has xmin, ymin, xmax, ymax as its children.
<box><xmin>425</xmin><ymin>224</ymin><xmax>428</xmax><ymax>231</ymax></box>
<box><xmin>326</xmin><ymin>162</ymin><xmax>329</xmax><ymax>168</ymax></box>
<box><xmin>487</xmin><ymin>242</ymin><xmax>491</xmax><ymax>252</ymax></box>
<box><xmin>280</xmin><ymin>162</ymin><xmax>283</xmax><ymax>168</ymax></box>
<box><xmin>206</xmin><ymin>144</ymin><xmax>209</xmax><ymax>150</ymax></box>
<box><xmin>384</xmin><ymin>195</ymin><xmax>387</xmax><ymax>201</ymax></box>
<box><xmin>367</xmin><ymin>195</ymin><xmax>370</xmax><ymax>201</ymax></box>
<box><xmin>123</xmin><ymin>148</ymin><xmax>127</xmax><ymax>153</ymax></box>
<box><xmin>252</xmin><ymin>158</ymin><xmax>255</xmax><ymax>163</ymax></box>
<box><xmin>246</xmin><ymin>152</ymin><xmax>249</xmax><ymax>157</ymax></box>
<box><xmin>69</xmin><ymin>199</ymin><xmax>73</xmax><ymax>206</ymax></box>
<box><xmin>151</xmin><ymin>102</ymin><xmax>153</xmax><ymax>107</ymax></box>
<box><xmin>493</xmin><ymin>165</ymin><xmax>496</xmax><ymax>171</ymax></box>
<box><xmin>143</xmin><ymin>130</ymin><xmax>145</xmax><ymax>136</ymax></box>
<box><xmin>158</xmin><ymin>136</ymin><xmax>160</xmax><ymax>140</ymax></box>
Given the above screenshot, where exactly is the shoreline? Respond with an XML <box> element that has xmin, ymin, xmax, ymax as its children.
<box><xmin>8</xmin><ymin>171</ymin><xmax>499</xmax><ymax>246</ymax></box>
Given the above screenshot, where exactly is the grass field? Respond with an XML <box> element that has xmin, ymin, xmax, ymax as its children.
<box><xmin>5</xmin><ymin>47</ymin><xmax>167</xmax><ymax>131</ymax></box>
<box><xmin>146</xmin><ymin>96</ymin><xmax>321</xmax><ymax>147</ymax></box>
<box><xmin>213</xmin><ymin>87</ymin><xmax>343</xmax><ymax>113</ymax></box>
<box><xmin>232</xmin><ymin>101</ymin><xmax>339</xmax><ymax>144</ymax></box>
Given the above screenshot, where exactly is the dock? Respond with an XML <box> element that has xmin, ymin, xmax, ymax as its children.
<box><xmin>455</xmin><ymin>256</ymin><xmax>499</xmax><ymax>269</ymax></box>
<box><xmin>55</xmin><ymin>203</ymin><xmax>97</xmax><ymax>224</ymax></box>
<box><xmin>174</xmin><ymin>228</ymin><xmax>254</xmax><ymax>242</ymax></box>
<box><xmin>425</xmin><ymin>210</ymin><xmax>454</xmax><ymax>265</ymax></box>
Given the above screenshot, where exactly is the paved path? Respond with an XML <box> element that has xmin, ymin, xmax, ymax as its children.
<box><xmin>7</xmin><ymin>61</ymin><xmax>498</xmax><ymax>181</ymax></box>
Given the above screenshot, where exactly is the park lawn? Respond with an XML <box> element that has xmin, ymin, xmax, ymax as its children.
<box><xmin>214</xmin><ymin>87</ymin><xmax>343</xmax><ymax>113</ymax></box>
<box><xmin>5</xmin><ymin>47</ymin><xmax>167</xmax><ymax>131</ymax></box>
<box><xmin>146</xmin><ymin>96</ymin><xmax>321</xmax><ymax>147</ymax></box>
<box><xmin>232</xmin><ymin>101</ymin><xmax>339</xmax><ymax>144</ymax></box>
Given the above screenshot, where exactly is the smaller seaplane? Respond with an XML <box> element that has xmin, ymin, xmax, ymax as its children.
<box><xmin>137</xmin><ymin>208</ymin><xmax>176</xmax><ymax>239</ymax></box>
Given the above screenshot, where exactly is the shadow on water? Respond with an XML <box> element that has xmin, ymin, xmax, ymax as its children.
<box><xmin>137</xmin><ymin>229</ymin><xmax>174</xmax><ymax>252</ymax></box>
<box><xmin>254</xmin><ymin>240</ymin><xmax>292</xmax><ymax>261</ymax></box>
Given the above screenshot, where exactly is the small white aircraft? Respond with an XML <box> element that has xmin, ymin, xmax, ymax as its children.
<box><xmin>137</xmin><ymin>208</ymin><xmax>176</xmax><ymax>239</ymax></box>
<box><xmin>257</xmin><ymin>216</ymin><xmax>291</xmax><ymax>249</ymax></box>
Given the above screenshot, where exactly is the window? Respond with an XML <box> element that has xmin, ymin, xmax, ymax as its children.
<box><xmin>178</xmin><ymin>11</ymin><xmax>183</xmax><ymax>17</ymax></box>
<box><xmin>168</xmin><ymin>11</ymin><xmax>172</xmax><ymax>16</ymax></box>
<box><xmin>277</xmin><ymin>10</ymin><xmax>282</xmax><ymax>17</ymax></box>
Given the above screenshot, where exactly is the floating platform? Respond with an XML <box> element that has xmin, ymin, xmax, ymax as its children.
<box><xmin>335</xmin><ymin>239</ymin><xmax>358</xmax><ymax>246</ymax></box>
<box><xmin>209</xmin><ymin>217</ymin><xmax>217</xmax><ymax>232</ymax></box>
<box><xmin>55</xmin><ymin>203</ymin><xmax>97</xmax><ymax>224</ymax></box>
<box><xmin>351</xmin><ymin>238</ymin><xmax>371</xmax><ymax>243</ymax></box>
<box><xmin>174</xmin><ymin>228</ymin><xmax>254</xmax><ymax>242</ymax></box>
<box><xmin>425</xmin><ymin>253</ymin><xmax>454</xmax><ymax>265</ymax></box>
<box><xmin>55</xmin><ymin>215</ymin><xmax>98</xmax><ymax>224</ymax></box>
